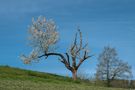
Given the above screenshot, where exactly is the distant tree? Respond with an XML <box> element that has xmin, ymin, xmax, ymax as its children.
<box><xmin>20</xmin><ymin>16</ymin><xmax>92</xmax><ymax>80</ymax></box>
<box><xmin>96</xmin><ymin>46</ymin><xmax>132</xmax><ymax>87</ymax></box>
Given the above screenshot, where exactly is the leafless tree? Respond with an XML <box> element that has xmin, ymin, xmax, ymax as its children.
<box><xmin>96</xmin><ymin>46</ymin><xmax>132</xmax><ymax>87</ymax></box>
<box><xmin>20</xmin><ymin>16</ymin><xmax>92</xmax><ymax>80</ymax></box>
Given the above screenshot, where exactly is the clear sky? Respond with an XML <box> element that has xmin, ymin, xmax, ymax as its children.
<box><xmin>0</xmin><ymin>0</ymin><xmax>135</xmax><ymax>78</ymax></box>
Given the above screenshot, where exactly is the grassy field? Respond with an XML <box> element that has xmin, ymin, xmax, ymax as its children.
<box><xmin>0</xmin><ymin>66</ymin><xmax>133</xmax><ymax>90</ymax></box>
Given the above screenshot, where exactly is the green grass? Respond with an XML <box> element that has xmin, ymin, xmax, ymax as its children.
<box><xmin>0</xmin><ymin>66</ymin><xmax>132</xmax><ymax>90</ymax></box>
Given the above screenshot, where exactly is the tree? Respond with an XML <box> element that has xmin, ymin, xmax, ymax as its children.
<box><xmin>96</xmin><ymin>46</ymin><xmax>132</xmax><ymax>87</ymax></box>
<box><xmin>20</xmin><ymin>16</ymin><xmax>92</xmax><ymax>80</ymax></box>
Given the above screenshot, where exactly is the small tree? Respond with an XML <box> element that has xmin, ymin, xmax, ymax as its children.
<box><xmin>20</xmin><ymin>16</ymin><xmax>92</xmax><ymax>80</ymax></box>
<box><xmin>96</xmin><ymin>46</ymin><xmax>132</xmax><ymax>87</ymax></box>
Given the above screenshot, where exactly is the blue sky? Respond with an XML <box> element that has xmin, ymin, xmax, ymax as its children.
<box><xmin>0</xmin><ymin>0</ymin><xmax>135</xmax><ymax>78</ymax></box>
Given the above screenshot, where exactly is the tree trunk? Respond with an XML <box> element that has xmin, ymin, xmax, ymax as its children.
<box><xmin>72</xmin><ymin>70</ymin><xmax>77</xmax><ymax>80</ymax></box>
<box><xmin>107</xmin><ymin>79</ymin><xmax>111</xmax><ymax>87</ymax></box>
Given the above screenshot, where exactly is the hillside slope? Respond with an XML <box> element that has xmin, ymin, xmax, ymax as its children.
<box><xmin>0</xmin><ymin>66</ymin><xmax>130</xmax><ymax>90</ymax></box>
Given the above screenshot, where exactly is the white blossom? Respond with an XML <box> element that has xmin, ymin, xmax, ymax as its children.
<box><xmin>20</xmin><ymin>49</ymin><xmax>39</xmax><ymax>64</ymax></box>
<box><xmin>28</xmin><ymin>16</ymin><xmax>59</xmax><ymax>53</ymax></box>
<box><xmin>21</xmin><ymin>16</ymin><xmax>59</xmax><ymax>64</ymax></box>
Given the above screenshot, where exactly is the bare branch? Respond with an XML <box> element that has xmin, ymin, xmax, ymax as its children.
<box><xmin>45</xmin><ymin>52</ymin><xmax>66</xmax><ymax>61</ymax></box>
<box><xmin>71</xmin><ymin>33</ymin><xmax>77</xmax><ymax>52</ymax></box>
<box><xmin>76</xmin><ymin>55</ymin><xmax>93</xmax><ymax>70</ymax></box>
<box><xmin>65</xmin><ymin>53</ymin><xmax>70</xmax><ymax>66</ymax></box>
<box><xmin>78</xmin><ymin>28</ymin><xmax>82</xmax><ymax>49</ymax></box>
<box><xmin>82</xmin><ymin>43</ymin><xmax>88</xmax><ymax>50</ymax></box>
<box><xmin>45</xmin><ymin>52</ymin><xmax>72</xmax><ymax>70</ymax></box>
<box><xmin>38</xmin><ymin>54</ymin><xmax>45</xmax><ymax>58</ymax></box>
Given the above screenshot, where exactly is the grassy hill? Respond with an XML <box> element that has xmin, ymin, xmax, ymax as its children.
<box><xmin>0</xmin><ymin>66</ymin><xmax>132</xmax><ymax>90</ymax></box>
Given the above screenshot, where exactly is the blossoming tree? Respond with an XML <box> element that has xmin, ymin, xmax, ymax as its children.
<box><xmin>20</xmin><ymin>16</ymin><xmax>92</xmax><ymax>80</ymax></box>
